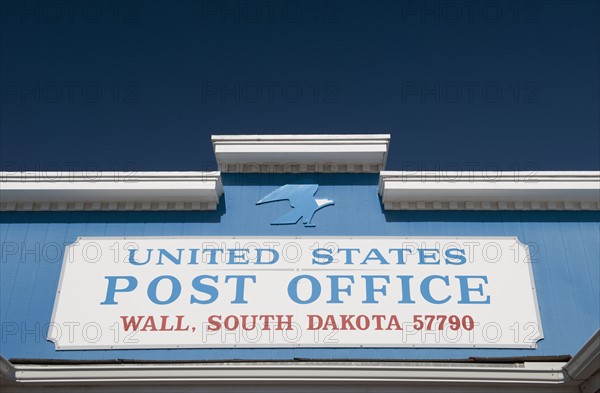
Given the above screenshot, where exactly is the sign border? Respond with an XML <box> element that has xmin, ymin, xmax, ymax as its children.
<box><xmin>48</xmin><ymin>236</ymin><xmax>544</xmax><ymax>350</ymax></box>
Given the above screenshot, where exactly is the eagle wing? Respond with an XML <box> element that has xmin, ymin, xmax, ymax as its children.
<box><xmin>256</xmin><ymin>184</ymin><xmax>318</xmax><ymax>207</ymax></box>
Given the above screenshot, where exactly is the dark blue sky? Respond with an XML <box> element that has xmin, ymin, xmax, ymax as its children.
<box><xmin>1</xmin><ymin>0</ymin><xmax>598</xmax><ymax>172</ymax></box>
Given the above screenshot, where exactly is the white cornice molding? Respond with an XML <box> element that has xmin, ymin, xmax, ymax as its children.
<box><xmin>0</xmin><ymin>358</ymin><xmax>574</xmax><ymax>389</ymax></box>
<box><xmin>0</xmin><ymin>172</ymin><xmax>223</xmax><ymax>211</ymax></box>
<box><xmin>212</xmin><ymin>134</ymin><xmax>390</xmax><ymax>173</ymax></box>
<box><xmin>379</xmin><ymin>171</ymin><xmax>600</xmax><ymax>211</ymax></box>
<box><xmin>564</xmin><ymin>329</ymin><xmax>600</xmax><ymax>392</ymax></box>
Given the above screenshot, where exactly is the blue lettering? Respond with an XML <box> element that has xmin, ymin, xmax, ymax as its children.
<box><xmin>157</xmin><ymin>249</ymin><xmax>185</xmax><ymax>265</ymax></box>
<box><xmin>128</xmin><ymin>248</ymin><xmax>153</xmax><ymax>266</ymax></box>
<box><xmin>203</xmin><ymin>249</ymin><xmax>223</xmax><ymax>265</ymax></box>
<box><xmin>456</xmin><ymin>275</ymin><xmax>490</xmax><ymax>304</ymax></box>
<box><xmin>389</xmin><ymin>248</ymin><xmax>413</xmax><ymax>264</ymax></box>
<box><xmin>288</xmin><ymin>275</ymin><xmax>321</xmax><ymax>304</ymax></box>
<box><xmin>362</xmin><ymin>275</ymin><xmax>390</xmax><ymax>304</ymax></box>
<box><xmin>227</xmin><ymin>248</ymin><xmax>249</xmax><ymax>264</ymax></box>
<box><xmin>360</xmin><ymin>248</ymin><xmax>390</xmax><ymax>265</ymax></box>
<box><xmin>326</xmin><ymin>275</ymin><xmax>354</xmax><ymax>303</ymax></box>
<box><xmin>147</xmin><ymin>275</ymin><xmax>181</xmax><ymax>305</ymax></box>
<box><xmin>337</xmin><ymin>248</ymin><xmax>360</xmax><ymax>264</ymax></box>
<box><xmin>445</xmin><ymin>248</ymin><xmax>467</xmax><ymax>265</ymax></box>
<box><xmin>190</xmin><ymin>275</ymin><xmax>219</xmax><ymax>304</ymax></box>
<box><xmin>421</xmin><ymin>275</ymin><xmax>451</xmax><ymax>304</ymax></box>
<box><xmin>396</xmin><ymin>275</ymin><xmax>416</xmax><ymax>304</ymax></box>
<box><xmin>101</xmin><ymin>276</ymin><xmax>137</xmax><ymax>305</ymax></box>
<box><xmin>312</xmin><ymin>248</ymin><xmax>333</xmax><ymax>265</ymax></box>
<box><xmin>224</xmin><ymin>275</ymin><xmax>256</xmax><ymax>304</ymax></box>
<box><xmin>255</xmin><ymin>249</ymin><xmax>278</xmax><ymax>265</ymax></box>
<box><xmin>188</xmin><ymin>248</ymin><xmax>201</xmax><ymax>264</ymax></box>
<box><xmin>418</xmin><ymin>249</ymin><xmax>440</xmax><ymax>265</ymax></box>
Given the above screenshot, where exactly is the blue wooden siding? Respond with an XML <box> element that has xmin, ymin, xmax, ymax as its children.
<box><xmin>1</xmin><ymin>173</ymin><xmax>599</xmax><ymax>361</ymax></box>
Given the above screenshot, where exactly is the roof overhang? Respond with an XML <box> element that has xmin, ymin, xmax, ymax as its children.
<box><xmin>379</xmin><ymin>171</ymin><xmax>600</xmax><ymax>210</ymax></box>
<box><xmin>564</xmin><ymin>329</ymin><xmax>600</xmax><ymax>393</ymax></box>
<box><xmin>0</xmin><ymin>357</ymin><xmax>589</xmax><ymax>393</ymax></box>
<box><xmin>2</xmin><ymin>331</ymin><xmax>598</xmax><ymax>392</ymax></box>
<box><xmin>0</xmin><ymin>331</ymin><xmax>600</xmax><ymax>393</ymax></box>
<box><xmin>212</xmin><ymin>134</ymin><xmax>390</xmax><ymax>173</ymax></box>
<box><xmin>0</xmin><ymin>172</ymin><xmax>223</xmax><ymax>211</ymax></box>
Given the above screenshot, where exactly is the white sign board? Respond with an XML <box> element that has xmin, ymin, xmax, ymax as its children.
<box><xmin>48</xmin><ymin>236</ymin><xmax>543</xmax><ymax>349</ymax></box>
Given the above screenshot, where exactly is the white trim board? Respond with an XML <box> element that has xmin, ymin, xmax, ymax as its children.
<box><xmin>212</xmin><ymin>134</ymin><xmax>390</xmax><ymax>173</ymax></box>
<box><xmin>0</xmin><ymin>172</ymin><xmax>223</xmax><ymax>211</ymax></box>
<box><xmin>0</xmin><ymin>358</ymin><xmax>582</xmax><ymax>393</ymax></box>
<box><xmin>379</xmin><ymin>171</ymin><xmax>600</xmax><ymax>211</ymax></box>
<box><xmin>0</xmin><ymin>358</ymin><xmax>573</xmax><ymax>385</ymax></box>
<box><xmin>564</xmin><ymin>329</ymin><xmax>600</xmax><ymax>392</ymax></box>
<box><xmin>1</xmin><ymin>332</ymin><xmax>598</xmax><ymax>392</ymax></box>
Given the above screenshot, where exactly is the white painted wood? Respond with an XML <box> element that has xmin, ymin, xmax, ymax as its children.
<box><xmin>0</xmin><ymin>172</ymin><xmax>223</xmax><ymax>211</ymax></box>
<box><xmin>212</xmin><ymin>134</ymin><xmax>390</xmax><ymax>173</ymax></box>
<box><xmin>0</xmin><ymin>356</ymin><xmax>573</xmax><ymax>387</ymax></box>
<box><xmin>564</xmin><ymin>330</ymin><xmax>600</xmax><ymax>384</ymax></box>
<box><xmin>379</xmin><ymin>172</ymin><xmax>600</xmax><ymax>210</ymax></box>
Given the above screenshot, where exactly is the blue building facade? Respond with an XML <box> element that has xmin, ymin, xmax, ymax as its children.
<box><xmin>1</xmin><ymin>172</ymin><xmax>599</xmax><ymax>362</ymax></box>
<box><xmin>1</xmin><ymin>135</ymin><xmax>598</xmax><ymax>392</ymax></box>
